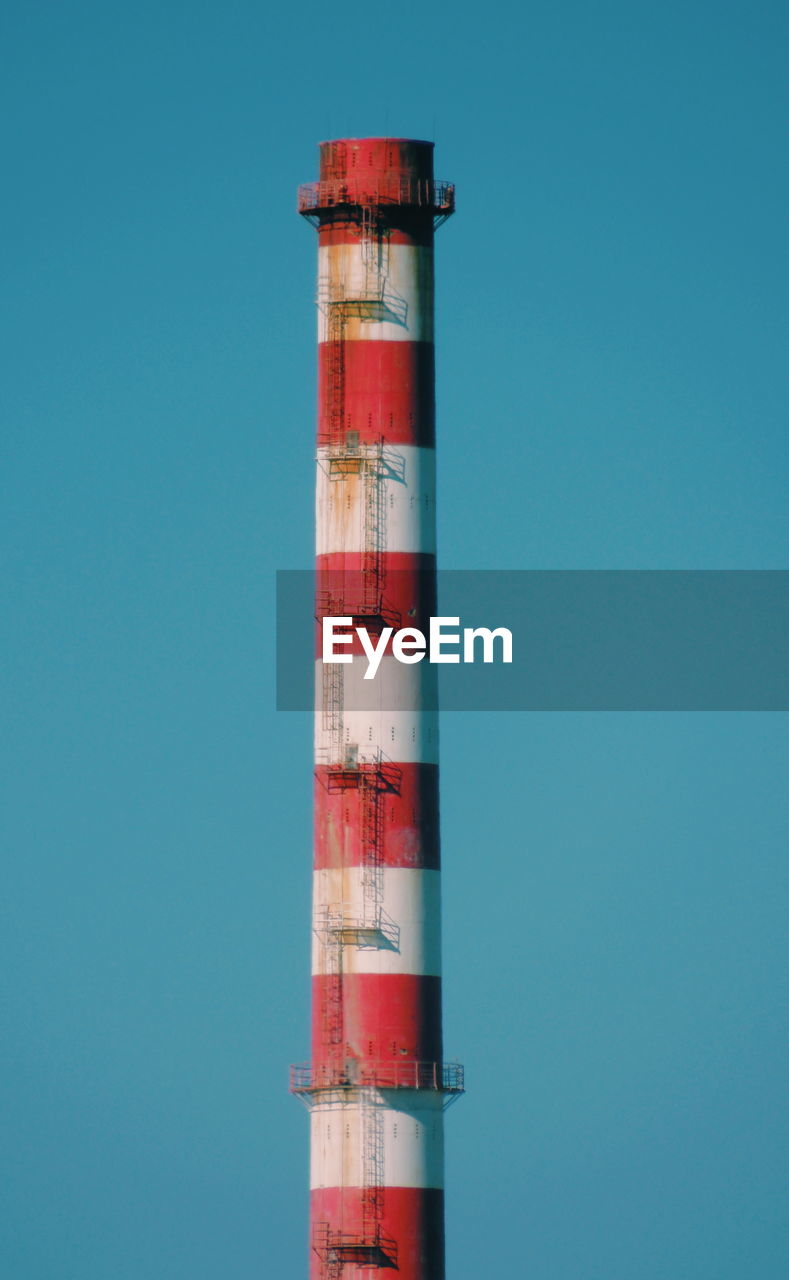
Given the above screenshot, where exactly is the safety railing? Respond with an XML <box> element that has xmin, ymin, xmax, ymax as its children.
<box><xmin>314</xmin><ymin>905</ymin><xmax>401</xmax><ymax>952</ymax></box>
<box><xmin>298</xmin><ymin>177</ymin><xmax>455</xmax><ymax>219</ymax></box>
<box><xmin>314</xmin><ymin>592</ymin><xmax>401</xmax><ymax>633</ymax></box>
<box><xmin>290</xmin><ymin>1058</ymin><xmax>464</xmax><ymax>1094</ymax></box>
<box><xmin>312</xmin><ymin>1222</ymin><xmax>398</xmax><ymax>1269</ymax></box>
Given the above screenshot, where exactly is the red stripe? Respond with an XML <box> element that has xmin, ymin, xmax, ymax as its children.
<box><xmin>317</xmin><ymin>551</ymin><xmax>435</xmax><ymax>574</ymax></box>
<box><xmin>314</xmin><ymin>762</ymin><xmax>439</xmax><ymax>870</ymax></box>
<box><xmin>310</xmin><ymin>1187</ymin><xmax>444</xmax><ymax>1280</ymax></box>
<box><xmin>315</xmin><ymin>554</ymin><xmax>437</xmax><ymax>656</ymax></box>
<box><xmin>319</xmin><ymin>138</ymin><xmax>434</xmax><ymax>182</ymax></box>
<box><xmin>317</xmin><ymin>341</ymin><xmax>434</xmax><ymax>446</ymax></box>
<box><xmin>311</xmin><ymin>973</ymin><xmax>442</xmax><ymax>1065</ymax></box>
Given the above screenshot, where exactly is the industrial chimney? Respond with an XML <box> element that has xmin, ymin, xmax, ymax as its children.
<box><xmin>291</xmin><ymin>137</ymin><xmax>462</xmax><ymax>1280</ymax></box>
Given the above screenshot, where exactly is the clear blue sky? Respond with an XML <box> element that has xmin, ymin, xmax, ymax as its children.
<box><xmin>2</xmin><ymin>2</ymin><xmax>788</xmax><ymax>1278</ymax></box>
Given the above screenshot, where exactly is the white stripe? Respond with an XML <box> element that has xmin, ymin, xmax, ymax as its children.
<box><xmin>314</xmin><ymin>656</ymin><xmax>439</xmax><ymax>765</ymax></box>
<box><xmin>310</xmin><ymin>1096</ymin><xmax>444</xmax><ymax>1190</ymax></box>
<box><xmin>317</xmin><ymin>243</ymin><xmax>433</xmax><ymax>343</ymax></box>
<box><xmin>311</xmin><ymin>868</ymin><xmax>441</xmax><ymax>976</ymax></box>
<box><xmin>316</xmin><ymin>445</ymin><xmax>435</xmax><ymax>557</ymax></box>
<box><xmin>315</xmin><ymin>707</ymin><xmax>439</xmax><ymax>764</ymax></box>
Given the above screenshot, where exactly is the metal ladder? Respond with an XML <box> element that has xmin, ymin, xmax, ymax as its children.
<box><xmin>319</xmin><ymin>925</ymin><xmax>344</xmax><ymax>1053</ymax></box>
<box><xmin>361</xmin><ymin>443</ymin><xmax>386</xmax><ymax>615</ymax></box>
<box><xmin>359</xmin><ymin>205</ymin><xmax>387</xmax><ymax>305</ymax></box>
<box><xmin>359</xmin><ymin>765</ymin><xmax>385</xmax><ymax>930</ymax></box>
<box><xmin>326</xmin><ymin>301</ymin><xmax>346</xmax><ymax>445</ymax></box>
<box><xmin>321</xmin><ymin>658</ymin><xmax>344</xmax><ymax>767</ymax></box>
<box><xmin>361</xmin><ymin>1096</ymin><xmax>385</xmax><ymax>1230</ymax></box>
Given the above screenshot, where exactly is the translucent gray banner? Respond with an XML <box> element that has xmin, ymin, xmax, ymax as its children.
<box><xmin>276</xmin><ymin>571</ymin><xmax>789</xmax><ymax>710</ymax></box>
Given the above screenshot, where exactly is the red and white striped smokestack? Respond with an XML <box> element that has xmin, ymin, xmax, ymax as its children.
<box><xmin>291</xmin><ymin>138</ymin><xmax>461</xmax><ymax>1280</ymax></box>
